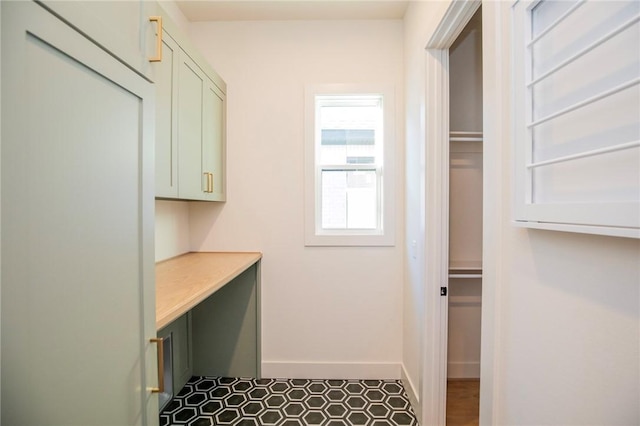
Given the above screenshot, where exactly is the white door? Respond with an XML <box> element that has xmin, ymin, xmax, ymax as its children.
<box><xmin>1</xmin><ymin>2</ymin><xmax>158</xmax><ymax>424</ymax></box>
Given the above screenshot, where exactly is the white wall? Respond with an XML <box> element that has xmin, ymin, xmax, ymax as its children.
<box><xmin>157</xmin><ymin>1</ymin><xmax>190</xmax><ymax>33</ymax></box>
<box><xmin>498</xmin><ymin>232</ymin><xmax>639</xmax><ymax>424</ymax></box>
<box><xmin>155</xmin><ymin>200</ymin><xmax>190</xmax><ymax>262</ymax></box>
<box><xmin>186</xmin><ymin>19</ymin><xmax>405</xmax><ymax>379</ymax></box>
<box><xmin>482</xmin><ymin>3</ymin><xmax>640</xmax><ymax>424</ymax></box>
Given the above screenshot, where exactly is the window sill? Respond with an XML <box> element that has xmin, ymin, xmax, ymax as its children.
<box><xmin>304</xmin><ymin>232</ymin><xmax>395</xmax><ymax>247</ymax></box>
<box><xmin>513</xmin><ymin>220</ymin><xmax>640</xmax><ymax>239</ymax></box>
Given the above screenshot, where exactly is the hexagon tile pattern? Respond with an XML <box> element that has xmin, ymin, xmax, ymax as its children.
<box><xmin>160</xmin><ymin>376</ymin><xmax>418</xmax><ymax>426</ymax></box>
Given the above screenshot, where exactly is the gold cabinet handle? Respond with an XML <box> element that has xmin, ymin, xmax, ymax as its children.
<box><xmin>149</xmin><ymin>16</ymin><xmax>163</xmax><ymax>62</ymax></box>
<box><xmin>203</xmin><ymin>172</ymin><xmax>213</xmax><ymax>193</ymax></box>
<box><xmin>150</xmin><ymin>338</ymin><xmax>164</xmax><ymax>393</ymax></box>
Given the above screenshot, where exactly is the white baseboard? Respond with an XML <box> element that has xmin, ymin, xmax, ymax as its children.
<box><xmin>447</xmin><ymin>361</ymin><xmax>480</xmax><ymax>379</ymax></box>
<box><xmin>401</xmin><ymin>364</ymin><xmax>421</xmax><ymax>421</ymax></box>
<box><xmin>261</xmin><ymin>361</ymin><xmax>401</xmax><ymax>380</ymax></box>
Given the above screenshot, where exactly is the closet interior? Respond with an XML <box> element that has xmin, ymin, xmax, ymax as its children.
<box><xmin>446</xmin><ymin>7</ymin><xmax>483</xmax><ymax>426</ymax></box>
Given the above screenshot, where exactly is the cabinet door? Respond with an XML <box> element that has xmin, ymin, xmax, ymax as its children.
<box><xmin>155</xmin><ymin>30</ymin><xmax>180</xmax><ymax>198</ymax></box>
<box><xmin>202</xmin><ymin>78</ymin><xmax>227</xmax><ymax>201</ymax></box>
<box><xmin>177</xmin><ymin>51</ymin><xmax>208</xmax><ymax>200</ymax></box>
<box><xmin>1</xmin><ymin>2</ymin><xmax>158</xmax><ymax>425</ymax></box>
<box><xmin>40</xmin><ymin>0</ymin><xmax>160</xmax><ymax>81</ymax></box>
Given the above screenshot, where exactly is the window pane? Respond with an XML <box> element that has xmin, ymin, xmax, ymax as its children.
<box><xmin>320</xmin><ymin>129</ymin><xmax>376</xmax><ymax>165</ymax></box>
<box><xmin>317</xmin><ymin>97</ymin><xmax>382</xmax><ymax>166</ymax></box>
<box><xmin>321</xmin><ymin>169</ymin><xmax>377</xmax><ymax>230</ymax></box>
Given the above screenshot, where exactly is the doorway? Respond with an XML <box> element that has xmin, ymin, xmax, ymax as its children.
<box><xmin>446</xmin><ymin>7</ymin><xmax>483</xmax><ymax>426</ymax></box>
<box><xmin>420</xmin><ymin>1</ymin><xmax>484</xmax><ymax>425</ymax></box>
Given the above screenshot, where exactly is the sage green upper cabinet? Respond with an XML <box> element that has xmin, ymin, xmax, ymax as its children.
<box><xmin>39</xmin><ymin>0</ymin><xmax>160</xmax><ymax>81</ymax></box>
<box><xmin>155</xmin><ymin>13</ymin><xmax>227</xmax><ymax>202</ymax></box>
<box><xmin>2</xmin><ymin>1</ymin><xmax>158</xmax><ymax>425</ymax></box>
<box><xmin>176</xmin><ymin>53</ymin><xmax>227</xmax><ymax>201</ymax></box>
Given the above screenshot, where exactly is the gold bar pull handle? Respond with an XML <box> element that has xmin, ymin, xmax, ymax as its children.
<box><xmin>150</xmin><ymin>338</ymin><xmax>164</xmax><ymax>393</ymax></box>
<box><xmin>149</xmin><ymin>16</ymin><xmax>163</xmax><ymax>62</ymax></box>
<box><xmin>203</xmin><ymin>172</ymin><xmax>213</xmax><ymax>193</ymax></box>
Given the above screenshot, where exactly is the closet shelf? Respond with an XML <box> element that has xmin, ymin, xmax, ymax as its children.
<box><xmin>449</xmin><ymin>260</ymin><xmax>482</xmax><ymax>270</ymax></box>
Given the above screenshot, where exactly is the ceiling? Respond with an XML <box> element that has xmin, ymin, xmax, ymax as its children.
<box><xmin>174</xmin><ymin>0</ymin><xmax>410</xmax><ymax>22</ymax></box>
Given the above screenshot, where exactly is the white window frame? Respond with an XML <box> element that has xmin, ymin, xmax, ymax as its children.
<box><xmin>512</xmin><ymin>0</ymin><xmax>640</xmax><ymax>238</ymax></box>
<box><xmin>304</xmin><ymin>84</ymin><xmax>395</xmax><ymax>246</ymax></box>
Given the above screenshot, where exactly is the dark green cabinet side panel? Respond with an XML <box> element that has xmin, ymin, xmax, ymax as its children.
<box><xmin>191</xmin><ymin>265</ymin><xmax>259</xmax><ymax>377</ymax></box>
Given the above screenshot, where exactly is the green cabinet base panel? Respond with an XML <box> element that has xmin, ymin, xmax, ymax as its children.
<box><xmin>192</xmin><ymin>264</ymin><xmax>260</xmax><ymax>378</ymax></box>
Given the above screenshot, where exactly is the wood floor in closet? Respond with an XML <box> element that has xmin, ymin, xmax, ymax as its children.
<box><xmin>446</xmin><ymin>379</ymin><xmax>480</xmax><ymax>426</ymax></box>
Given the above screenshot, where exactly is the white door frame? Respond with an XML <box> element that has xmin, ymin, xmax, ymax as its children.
<box><xmin>421</xmin><ymin>1</ymin><xmax>482</xmax><ymax>425</ymax></box>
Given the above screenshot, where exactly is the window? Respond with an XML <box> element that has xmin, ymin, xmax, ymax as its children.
<box><xmin>305</xmin><ymin>85</ymin><xmax>395</xmax><ymax>246</ymax></box>
<box><xmin>512</xmin><ymin>0</ymin><xmax>640</xmax><ymax>238</ymax></box>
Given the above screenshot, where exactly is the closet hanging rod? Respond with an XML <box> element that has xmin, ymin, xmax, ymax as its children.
<box><xmin>450</xmin><ymin>136</ymin><xmax>483</xmax><ymax>142</ymax></box>
<box><xmin>450</xmin><ymin>131</ymin><xmax>483</xmax><ymax>136</ymax></box>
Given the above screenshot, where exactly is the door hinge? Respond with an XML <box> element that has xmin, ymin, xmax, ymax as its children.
<box><xmin>440</xmin><ymin>287</ymin><xmax>447</xmax><ymax>296</ymax></box>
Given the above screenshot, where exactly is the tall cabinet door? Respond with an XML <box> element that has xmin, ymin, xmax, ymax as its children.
<box><xmin>1</xmin><ymin>2</ymin><xmax>158</xmax><ymax>425</ymax></box>
<box><xmin>156</xmin><ymin>30</ymin><xmax>180</xmax><ymax>198</ymax></box>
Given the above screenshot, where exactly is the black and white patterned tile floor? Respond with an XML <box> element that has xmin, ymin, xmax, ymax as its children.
<box><xmin>160</xmin><ymin>376</ymin><xmax>419</xmax><ymax>426</ymax></box>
